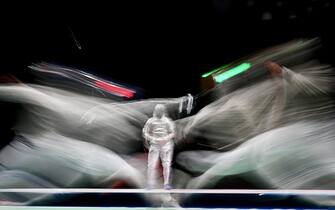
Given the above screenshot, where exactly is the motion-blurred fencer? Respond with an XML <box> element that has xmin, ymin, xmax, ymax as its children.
<box><xmin>143</xmin><ymin>104</ymin><xmax>176</xmax><ymax>189</ymax></box>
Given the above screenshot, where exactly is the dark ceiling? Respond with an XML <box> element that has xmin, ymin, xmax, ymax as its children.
<box><xmin>1</xmin><ymin>0</ymin><xmax>334</xmax><ymax>97</ymax></box>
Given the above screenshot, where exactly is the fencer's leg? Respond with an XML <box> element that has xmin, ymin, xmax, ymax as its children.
<box><xmin>161</xmin><ymin>142</ymin><xmax>174</xmax><ymax>189</ymax></box>
<box><xmin>147</xmin><ymin>145</ymin><xmax>160</xmax><ymax>189</ymax></box>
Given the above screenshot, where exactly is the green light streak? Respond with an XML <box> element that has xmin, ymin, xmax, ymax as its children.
<box><xmin>214</xmin><ymin>63</ymin><xmax>251</xmax><ymax>83</ymax></box>
<box><xmin>201</xmin><ymin>64</ymin><xmax>229</xmax><ymax>78</ymax></box>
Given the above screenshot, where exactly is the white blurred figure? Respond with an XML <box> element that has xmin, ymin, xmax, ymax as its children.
<box><xmin>143</xmin><ymin>104</ymin><xmax>176</xmax><ymax>189</ymax></box>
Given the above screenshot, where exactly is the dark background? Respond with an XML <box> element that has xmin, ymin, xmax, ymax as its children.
<box><xmin>1</xmin><ymin>0</ymin><xmax>335</xmax><ymax>98</ymax></box>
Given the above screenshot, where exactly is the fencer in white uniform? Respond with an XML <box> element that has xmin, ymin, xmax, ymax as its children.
<box><xmin>143</xmin><ymin>104</ymin><xmax>176</xmax><ymax>189</ymax></box>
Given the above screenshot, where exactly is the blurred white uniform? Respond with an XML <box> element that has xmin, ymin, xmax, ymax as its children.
<box><xmin>143</xmin><ymin>104</ymin><xmax>175</xmax><ymax>189</ymax></box>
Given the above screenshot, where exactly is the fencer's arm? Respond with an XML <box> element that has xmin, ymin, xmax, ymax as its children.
<box><xmin>0</xmin><ymin>84</ymin><xmax>64</xmax><ymax>109</ymax></box>
<box><xmin>166</xmin><ymin>120</ymin><xmax>176</xmax><ymax>140</ymax></box>
<box><xmin>142</xmin><ymin>119</ymin><xmax>154</xmax><ymax>142</ymax></box>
